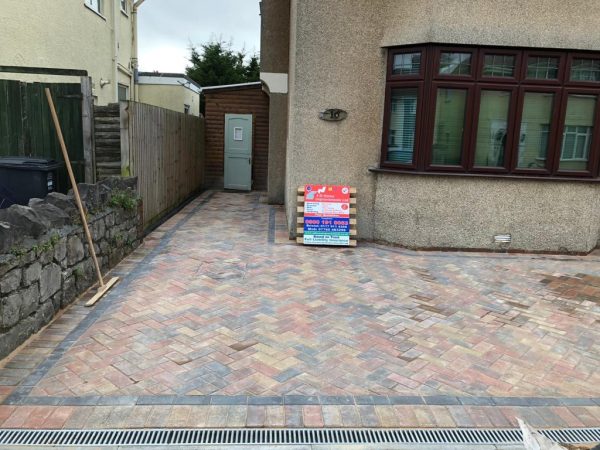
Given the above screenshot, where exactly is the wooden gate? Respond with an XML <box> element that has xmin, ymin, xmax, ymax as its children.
<box><xmin>0</xmin><ymin>79</ymin><xmax>91</xmax><ymax>191</ymax></box>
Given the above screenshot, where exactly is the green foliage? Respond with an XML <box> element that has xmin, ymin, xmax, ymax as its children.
<box><xmin>112</xmin><ymin>233</ymin><xmax>124</xmax><ymax>246</ymax></box>
<box><xmin>10</xmin><ymin>234</ymin><xmax>59</xmax><ymax>258</ymax></box>
<box><xmin>10</xmin><ymin>246</ymin><xmax>26</xmax><ymax>258</ymax></box>
<box><xmin>109</xmin><ymin>190</ymin><xmax>137</xmax><ymax>211</ymax></box>
<box><xmin>244</xmin><ymin>55</ymin><xmax>260</xmax><ymax>82</ymax></box>
<box><xmin>186</xmin><ymin>40</ymin><xmax>260</xmax><ymax>114</ymax></box>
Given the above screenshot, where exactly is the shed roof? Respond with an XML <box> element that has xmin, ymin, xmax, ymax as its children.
<box><xmin>137</xmin><ymin>72</ymin><xmax>201</xmax><ymax>93</ymax></box>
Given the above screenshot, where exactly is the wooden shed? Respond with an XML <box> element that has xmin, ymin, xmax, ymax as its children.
<box><xmin>203</xmin><ymin>82</ymin><xmax>269</xmax><ymax>191</ymax></box>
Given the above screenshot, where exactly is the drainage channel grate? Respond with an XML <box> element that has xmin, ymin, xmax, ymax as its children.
<box><xmin>0</xmin><ymin>427</ymin><xmax>598</xmax><ymax>446</ymax></box>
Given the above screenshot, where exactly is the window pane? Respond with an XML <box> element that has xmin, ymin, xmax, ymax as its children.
<box><xmin>526</xmin><ymin>56</ymin><xmax>559</xmax><ymax>80</ymax></box>
<box><xmin>483</xmin><ymin>55</ymin><xmax>515</xmax><ymax>77</ymax></box>
<box><xmin>386</xmin><ymin>88</ymin><xmax>418</xmax><ymax>164</ymax></box>
<box><xmin>392</xmin><ymin>53</ymin><xmax>421</xmax><ymax>75</ymax></box>
<box><xmin>431</xmin><ymin>88</ymin><xmax>467</xmax><ymax>165</ymax></box>
<box><xmin>559</xmin><ymin>94</ymin><xmax>597</xmax><ymax>171</ymax></box>
<box><xmin>439</xmin><ymin>52</ymin><xmax>472</xmax><ymax>76</ymax></box>
<box><xmin>517</xmin><ymin>92</ymin><xmax>555</xmax><ymax>169</ymax></box>
<box><xmin>473</xmin><ymin>91</ymin><xmax>511</xmax><ymax>167</ymax></box>
<box><xmin>570</xmin><ymin>59</ymin><xmax>600</xmax><ymax>82</ymax></box>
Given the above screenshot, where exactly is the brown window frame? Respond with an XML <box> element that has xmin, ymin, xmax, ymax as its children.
<box><xmin>381</xmin><ymin>44</ymin><xmax>600</xmax><ymax>179</ymax></box>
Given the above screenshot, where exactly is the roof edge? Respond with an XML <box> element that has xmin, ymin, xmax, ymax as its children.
<box><xmin>201</xmin><ymin>81</ymin><xmax>262</xmax><ymax>94</ymax></box>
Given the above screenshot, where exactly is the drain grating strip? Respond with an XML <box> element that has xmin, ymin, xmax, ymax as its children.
<box><xmin>0</xmin><ymin>427</ymin><xmax>598</xmax><ymax>446</ymax></box>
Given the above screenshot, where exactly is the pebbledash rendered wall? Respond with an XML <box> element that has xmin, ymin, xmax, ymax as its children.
<box><xmin>284</xmin><ymin>0</ymin><xmax>600</xmax><ymax>253</ymax></box>
<box><xmin>0</xmin><ymin>178</ymin><xmax>142</xmax><ymax>359</ymax></box>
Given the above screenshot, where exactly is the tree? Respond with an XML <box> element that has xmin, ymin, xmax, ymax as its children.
<box><xmin>186</xmin><ymin>41</ymin><xmax>260</xmax><ymax>88</ymax></box>
<box><xmin>244</xmin><ymin>55</ymin><xmax>260</xmax><ymax>82</ymax></box>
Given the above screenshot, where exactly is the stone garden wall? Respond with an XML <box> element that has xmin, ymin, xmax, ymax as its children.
<box><xmin>0</xmin><ymin>177</ymin><xmax>142</xmax><ymax>359</ymax></box>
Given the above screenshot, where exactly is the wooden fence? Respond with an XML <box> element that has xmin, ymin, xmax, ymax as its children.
<box><xmin>0</xmin><ymin>77</ymin><xmax>94</xmax><ymax>189</ymax></box>
<box><xmin>122</xmin><ymin>101</ymin><xmax>205</xmax><ymax>227</ymax></box>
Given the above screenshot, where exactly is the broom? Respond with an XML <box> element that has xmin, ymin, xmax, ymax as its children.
<box><xmin>45</xmin><ymin>88</ymin><xmax>119</xmax><ymax>306</ymax></box>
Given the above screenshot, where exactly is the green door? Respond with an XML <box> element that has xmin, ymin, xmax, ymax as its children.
<box><xmin>224</xmin><ymin>113</ymin><xmax>252</xmax><ymax>191</ymax></box>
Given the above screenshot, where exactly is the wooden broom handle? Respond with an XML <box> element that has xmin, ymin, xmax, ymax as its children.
<box><xmin>45</xmin><ymin>88</ymin><xmax>104</xmax><ymax>287</ymax></box>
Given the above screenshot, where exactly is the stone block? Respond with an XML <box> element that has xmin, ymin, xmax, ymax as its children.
<box><xmin>1</xmin><ymin>268</ymin><xmax>22</xmax><ymax>294</ymax></box>
<box><xmin>0</xmin><ymin>254</ymin><xmax>18</xmax><ymax>278</ymax></box>
<box><xmin>20</xmin><ymin>283</ymin><xmax>39</xmax><ymax>319</ymax></box>
<box><xmin>54</xmin><ymin>238</ymin><xmax>67</xmax><ymax>266</ymax></box>
<box><xmin>92</xmin><ymin>218</ymin><xmax>106</xmax><ymax>241</ymax></box>
<box><xmin>105</xmin><ymin>212</ymin><xmax>115</xmax><ymax>227</ymax></box>
<box><xmin>35</xmin><ymin>300</ymin><xmax>55</xmax><ymax>329</ymax></box>
<box><xmin>67</xmin><ymin>235</ymin><xmax>85</xmax><ymax>265</ymax></box>
<box><xmin>30</xmin><ymin>202</ymin><xmax>70</xmax><ymax>228</ymax></box>
<box><xmin>0</xmin><ymin>221</ymin><xmax>16</xmax><ymax>254</ymax></box>
<box><xmin>62</xmin><ymin>275</ymin><xmax>77</xmax><ymax>307</ymax></box>
<box><xmin>23</xmin><ymin>262</ymin><xmax>41</xmax><ymax>286</ymax></box>
<box><xmin>72</xmin><ymin>183</ymin><xmax>111</xmax><ymax>211</ymax></box>
<box><xmin>38</xmin><ymin>248</ymin><xmax>54</xmax><ymax>265</ymax></box>
<box><xmin>44</xmin><ymin>192</ymin><xmax>78</xmax><ymax>217</ymax></box>
<box><xmin>1</xmin><ymin>292</ymin><xmax>21</xmax><ymax>329</ymax></box>
<box><xmin>99</xmin><ymin>240</ymin><xmax>110</xmax><ymax>255</ymax></box>
<box><xmin>99</xmin><ymin>176</ymin><xmax>137</xmax><ymax>194</ymax></box>
<box><xmin>40</xmin><ymin>263</ymin><xmax>61</xmax><ymax>302</ymax></box>
<box><xmin>0</xmin><ymin>204</ymin><xmax>48</xmax><ymax>238</ymax></box>
<box><xmin>51</xmin><ymin>292</ymin><xmax>61</xmax><ymax>311</ymax></box>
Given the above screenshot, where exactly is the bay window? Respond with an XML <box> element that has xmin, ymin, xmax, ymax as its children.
<box><xmin>381</xmin><ymin>45</ymin><xmax>600</xmax><ymax>178</ymax></box>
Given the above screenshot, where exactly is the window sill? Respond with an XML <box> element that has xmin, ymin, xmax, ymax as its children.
<box><xmin>368</xmin><ymin>166</ymin><xmax>600</xmax><ymax>183</ymax></box>
<box><xmin>84</xmin><ymin>4</ymin><xmax>106</xmax><ymax>20</ymax></box>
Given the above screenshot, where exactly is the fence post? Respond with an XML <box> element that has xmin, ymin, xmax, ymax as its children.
<box><xmin>120</xmin><ymin>101</ymin><xmax>130</xmax><ymax>177</ymax></box>
<box><xmin>80</xmin><ymin>76</ymin><xmax>95</xmax><ymax>183</ymax></box>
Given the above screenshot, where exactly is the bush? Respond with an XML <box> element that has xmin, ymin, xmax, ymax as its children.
<box><xmin>109</xmin><ymin>190</ymin><xmax>137</xmax><ymax>211</ymax></box>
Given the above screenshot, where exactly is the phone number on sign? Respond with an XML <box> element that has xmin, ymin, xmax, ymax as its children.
<box><xmin>304</xmin><ymin>219</ymin><xmax>347</xmax><ymax>226</ymax></box>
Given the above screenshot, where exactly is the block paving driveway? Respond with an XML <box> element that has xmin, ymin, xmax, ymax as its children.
<box><xmin>0</xmin><ymin>191</ymin><xmax>599</xmax><ymax>430</ymax></box>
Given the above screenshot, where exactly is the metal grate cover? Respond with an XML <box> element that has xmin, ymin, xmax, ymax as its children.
<box><xmin>0</xmin><ymin>427</ymin><xmax>598</xmax><ymax>447</ymax></box>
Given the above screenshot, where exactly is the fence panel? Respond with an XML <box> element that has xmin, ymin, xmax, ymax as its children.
<box><xmin>0</xmin><ymin>79</ymin><xmax>86</xmax><ymax>191</ymax></box>
<box><xmin>126</xmin><ymin>101</ymin><xmax>205</xmax><ymax>227</ymax></box>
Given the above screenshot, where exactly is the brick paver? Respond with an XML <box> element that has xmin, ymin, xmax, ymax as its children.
<box><xmin>1</xmin><ymin>191</ymin><xmax>599</xmax><ymax>429</ymax></box>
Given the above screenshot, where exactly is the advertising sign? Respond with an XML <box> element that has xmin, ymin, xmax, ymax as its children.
<box><xmin>303</xmin><ymin>184</ymin><xmax>351</xmax><ymax>246</ymax></box>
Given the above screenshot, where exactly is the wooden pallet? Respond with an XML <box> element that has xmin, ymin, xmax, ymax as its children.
<box><xmin>296</xmin><ymin>186</ymin><xmax>357</xmax><ymax>247</ymax></box>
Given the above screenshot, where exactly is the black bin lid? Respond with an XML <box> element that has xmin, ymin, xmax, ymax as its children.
<box><xmin>0</xmin><ymin>157</ymin><xmax>63</xmax><ymax>171</ymax></box>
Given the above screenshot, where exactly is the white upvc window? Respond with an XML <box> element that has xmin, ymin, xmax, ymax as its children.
<box><xmin>120</xmin><ymin>0</ymin><xmax>128</xmax><ymax>14</ymax></box>
<box><xmin>84</xmin><ymin>0</ymin><xmax>102</xmax><ymax>14</ymax></box>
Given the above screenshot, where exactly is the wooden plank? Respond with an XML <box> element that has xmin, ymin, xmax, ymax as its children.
<box><xmin>298</xmin><ymin>186</ymin><xmax>356</xmax><ymax>195</ymax></box>
<box><xmin>85</xmin><ymin>277</ymin><xmax>120</xmax><ymax>307</ymax></box>
<box><xmin>296</xmin><ymin>236</ymin><xmax>357</xmax><ymax>247</ymax></box>
<box><xmin>120</xmin><ymin>101</ymin><xmax>129</xmax><ymax>176</ymax></box>
<box><xmin>297</xmin><ymin>227</ymin><xmax>356</xmax><ymax>236</ymax></box>
<box><xmin>297</xmin><ymin>195</ymin><xmax>355</xmax><ymax>204</ymax></box>
<box><xmin>80</xmin><ymin>76</ymin><xmax>95</xmax><ymax>183</ymax></box>
<box><xmin>298</xmin><ymin>217</ymin><xmax>357</xmax><ymax>225</ymax></box>
<box><xmin>0</xmin><ymin>65</ymin><xmax>87</xmax><ymax>76</ymax></box>
<box><xmin>297</xmin><ymin>206</ymin><xmax>356</xmax><ymax>215</ymax></box>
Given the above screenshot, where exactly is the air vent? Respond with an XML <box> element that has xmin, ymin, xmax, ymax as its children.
<box><xmin>0</xmin><ymin>427</ymin><xmax>598</xmax><ymax>447</ymax></box>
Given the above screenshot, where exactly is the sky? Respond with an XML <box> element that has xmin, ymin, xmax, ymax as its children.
<box><xmin>137</xmin><ymin>0</ymin><xmax>261</xmax><ymax>74</ymax></box>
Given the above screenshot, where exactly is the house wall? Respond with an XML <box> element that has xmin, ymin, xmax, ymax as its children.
<box><xmin>204</xmin><ymin>88</ymin><xmax>270</xmax><ymax>191</ymax></box>
<box><xmin>138</xmin><ymin>85</ymin><xmax>200</xmax><ymax>116</ymax></box>
<box><xmin>284</xmin><ymin>0</ymin><xmax>600</xmax><ymax>252</ymax></box>
<box><xmin>0</xmin><ymin>0</ymin><xmax>134</xmax><ymax>105</ymax></box>
<box><xmin>260</xmin><ymin>0</ymin><xmax>291</xmax><ymax>204</ymax></box>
